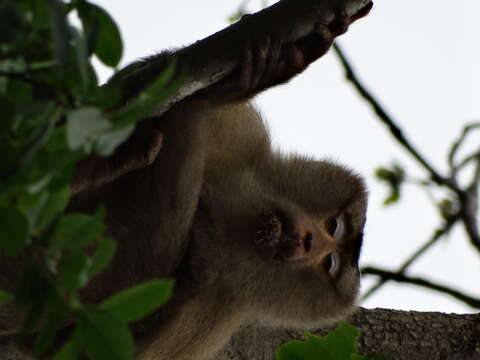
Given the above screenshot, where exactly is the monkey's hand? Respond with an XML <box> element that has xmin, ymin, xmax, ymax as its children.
<box><xmin>197</xmin><ymin>3</ymin><xmax>372</xmax><ymax>103</ymax></box>
<box><xmin>72</xmin><ymin>127</ymin><xmax>163</xmax><ymax>194</ymax></box>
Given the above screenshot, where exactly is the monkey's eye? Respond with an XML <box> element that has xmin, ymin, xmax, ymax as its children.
<box><xmin>324</xmin><ymin>252</ymin><xmax>340</xmax><ymax>276</ymax></box>
<box><xmin>326</xmin><ymin>215</ymin><xmax>346</xmax><ymax>240</ymax></box>
<box><xmin>333</xmin><ymin>215</ymin><xmax>346</xmax><ymax>240</ymax></box>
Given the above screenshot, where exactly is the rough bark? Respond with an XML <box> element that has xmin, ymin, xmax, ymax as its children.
<box><xmin>213</xmin><ymin>308</ymin><xmax>480</xmax><ymax>360</ymax></box>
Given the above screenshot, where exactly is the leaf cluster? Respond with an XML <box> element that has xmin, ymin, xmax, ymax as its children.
<box><xmin>375</xmin><ymin>164</ymin><xmax>405</xmax><ymax>205</ymax></box>
<box><xmin>0</xmin><ymin>1</ymin><xmax>178</xmax><ymax>359</ymax></box>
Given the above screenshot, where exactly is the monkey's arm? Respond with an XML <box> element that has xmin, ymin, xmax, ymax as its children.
<box><xmin>71</xmin><ymin>130</ymin><xmax>163</xmax><ymax>195</ymax></box>
<box><xmin>70</xmin><ymin>0</ymin><xmax>372</xmax><ymax>195</ymax></box>
<box><xmin>69</xmin><ymin>99</ymin><xmax>209</xmax><ymax>300</ymax></box>
<box><xmin>110</xmin><ymin>0</ymin><xmax>373</xmax><ymax>115</ymax></box>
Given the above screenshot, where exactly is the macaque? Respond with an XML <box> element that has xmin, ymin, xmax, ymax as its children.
<box><xmin>0</xmin><ymin>3</ymin><xmax>371</xmax><ymax>360</ymax></box>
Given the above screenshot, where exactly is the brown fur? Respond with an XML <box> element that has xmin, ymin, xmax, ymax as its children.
<box><xmin>1</xmin><ymin>32</ymin><xmax>367</xmax><ymax>360</ymax></box>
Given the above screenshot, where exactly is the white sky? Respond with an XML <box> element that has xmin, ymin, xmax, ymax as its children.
<box><xmin>93</xmin><ymin>0</ymin><xmax>480</xmax><ymax>314</ymax></box>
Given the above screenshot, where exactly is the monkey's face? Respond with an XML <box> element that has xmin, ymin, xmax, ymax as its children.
<box><xmin>201</xmin><ymin>157</ymin><xmax>366</xmax><ymax>327</ymax></box>
<box><xmin>214</xmin><ymin>159</ymin><xmax>367</xmax><ymax>328</ymax></box>
<box><xmin>247</xmin><ymin>200</ymin><xmax>365</xmax><ymax>328</ymax></box>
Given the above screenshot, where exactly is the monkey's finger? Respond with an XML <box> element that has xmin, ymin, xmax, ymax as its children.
<box><xmin>262</xmin><ymin>38</ymin><xmax>283</xmax><ymax>88</ymax></box>
<box><xmin>251</xmin><ymin>35</ymin><xmax>271</xmax><ymax>89</ymax></box>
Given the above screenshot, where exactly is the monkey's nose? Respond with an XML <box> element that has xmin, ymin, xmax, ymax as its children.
<box><xmin>303</xmin><ymin>232</ymin><xmax>313</xmax><ymax>252</ymax></box>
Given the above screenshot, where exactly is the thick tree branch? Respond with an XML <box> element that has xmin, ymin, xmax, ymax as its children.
<box><xmin>362</xmin><ymin>267</ymin><xmax>480</xmax><ymax>309</ymax></box>
<box><xmin>109</xmin><ymin>0</ymin><xmax>373</xmax><ymax>116</ymax></box>
<box><xmin>2</xmin><ymin>308</ymin><xmax>479</xmax><ymax>360</ymax></box>
<box><xmin>73</xmin><ymin>0</ymin><xmax>373</xmax><ymax>194</ymax></box>
<box><xmin>211</xmin><ymin>308</ymin><xmax>480</xmax><ymax>360</ymax></box>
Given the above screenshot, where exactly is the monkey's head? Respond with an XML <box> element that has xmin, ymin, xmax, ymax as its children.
<box><xmin>206</xmin><ymin>156</ymin><xmax>367</xmax><ymax>328</ymax></box>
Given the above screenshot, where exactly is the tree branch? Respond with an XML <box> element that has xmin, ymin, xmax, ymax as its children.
<box><xmin>73</xmin><ymin>0</ymin><xmax>374</xmax><ymax>194</ymax></box>
<box><xmin>448</xmin><ymin>122</ymin><xmax>480</xmax><ymax>177</ymax></box>
<box><xmin>333</xmin><ymin>43</ymin><xmax>455</xmax><ymax>190</ymax></box>
<box><xmin>361</xmin><ymin>216</ymin><xmax>459</xmax><ymax>300</ymax></box>
<box><xmin>109</xmin><ymin>0</ymin><xmax>373</xmax><ymax>116</ymax></box>
<box><xmin>362</xmin><ymin>267</ymin><xmax>480</xmax><ymax>309</ymax></box>
<box><xmin>211</xmin><ymin>308</ymin><xmax>480</xmax><ymax>360</ymax></box>
<box><xmin>333</xmin><ymin>42</ymin><xmax>480</xmax><ymax>252</ymax></box>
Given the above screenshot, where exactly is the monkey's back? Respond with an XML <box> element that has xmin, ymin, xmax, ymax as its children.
<box><xmin>204</xmin><ymin>102</ymin><xmax>272</xmax><ymax>175</ymax></box>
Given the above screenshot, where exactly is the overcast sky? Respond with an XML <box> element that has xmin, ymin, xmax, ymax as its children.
<box><xmin>93</xmin><ymin>0</ymin><xmax>480</xmax><ymax>314</ymax></box>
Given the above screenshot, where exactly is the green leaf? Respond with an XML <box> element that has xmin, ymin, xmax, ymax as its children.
<box><xmin>109</xmin><ymin>58</ymin><xmax>180</xmax><ymax>128</ymax></box>
<box><xmin>375</xmin><ymin>164</ymin><xmax>405</xmax><ymax>206</ymax></box>
<box><xmin>47</xmin><ymin>126</ymin><xmax>69</xmax><ymax>152</ymax></box>
<box><xmin>49</xmin><ymin>162</ymin><xmax>76</xmax><ymax>191</ymax></box>
<box><xmin>100</xmin><ymin>279</ymin><xmax>174</xmax><ymax>323</ymax></box>
<box><xmin>89</xmin><ymin>237</ymin><xmax>116</xmax><ymax>276</ymax></box>
<box><xmin>16</xmin><ymin>105</ymin><xmax>58</xmax><ymax>171</ymax></box>
<box><xmin>15</xmin><ymin>265</ymin><xmax>49</xmax><ymax>306</ymax></box>
<box><xmin>0</xmin><ymin>1</ymin><xmax>24</xmax><ymax>44</ymax></box>
<box><xmin>95</xmin><ymin>124</ymin><xmax>134</xmax><ymax>156</ymax></box>
<box><xmin>71</xmin><ymin>26</ymin><xmax>90</xmax><ymax>95</ymax></box>
<box><xmin>313</xmin><ymin>322</ymin><xmax>359</xmax><ymax>359</ymax></box>
<box><xmin>0</xmin><ymin>97</ymin><xmax>15</xmax><ymax>136</ymax></box>
<box><xmin>46</xmin><ymin>0</ymin><xmax>70</xmax><ymax>70</ymax></box>
<box><xmin>50</xmin><ymin>210</ymin><xmax>106</xmax><ymax>250</ymax></box>
<box><xmin>52</xmin><ymin>343</ymin><xmax>79</xmax><ymax>360</ymax></box>
<box><xmin>0</xmin><ymin>206</ymin><xmax>29</xmax><ymax>256</ymax></box>
<box><xmin>19</xmin><ymin>300</ymin><xmax>47</xmax><ymax>340</ymax></box>
<box><xmin>36</xmin><ymin>185</ymin><xmax>71</xmax><ymax>231</ymax></box>
<box><xmin>276</xmin><ymin>322</ymin><xmax>360</xmax><ymax>360</ymax></box>
<box><xmin>27</xmin><ymin>173</ymin><xmax>55</xmax><ymax>194</ymax></box>
<box><xmin>52</xmin><ymin>333</ymin><xmax>80</xmax><ymax>360</ymax></box>
<box><xmin>79</xmin><ymin>309</ymin><xmax>134</xmax><ymax>360</ymax></box>
<box><xmin>66</xmin><ymin>107</ymin><xmax>111</xmax><ymax>151</ymax></box>
<box><xmin>0</xmin><ymin>290</ymin><xmax>13</xmax><ymax>306</ymax></box>
<box><xmin>31</xmin><ymin>0</ymin><xmax>51</xmax><ymax>30</ymax></box>
<box><xmin>58</xmin><ymin>251</ymin><xmax>91</xmax><ymax>292</ymax></box>
<box><xmin>277</xmin><ymin>339</ymin><xmax>331</xmax><ymax>360</ymax></box>
<box><xmin>33</xmin><ymin>299</ymin><xmax>66</xmax><ymax>357</ymax></box>
<box><xmin>77</xmin><ymin>2</ymin><xmax>123</xmax><ymax>67</ymax></box>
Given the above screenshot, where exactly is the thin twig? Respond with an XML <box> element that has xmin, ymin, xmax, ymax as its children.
<box><xmin>361</xmin><ymin>217</ymin><xmax>459</xmax><ymax>300</ymax></box>
<box><xmin>460</xmin><ymin>167</ymin><xmax>480</xmax><ymax>252</ymax></box>
<box><xmin>448</xmin><ymin>122</ymin><xmax>480</xmax><ymax>173</ymax></box>
<box><xmin>453</xmin><ymin>150</ymin><xmax>480</xmax><ymax>174</ymax></box>
<box><xmin>471</xmin><ymin>158</ymin><xmax>480</xmax><ymax>187</ymax></box>
<box><xmin>333</xmin><ymin>43</ymin><xmax>456</xmax><ymax>191</ymax></box>
<box><xmin>362</xmin><ymin>267</ymin><xmax>480</xmax><ymax>309</ymax></box>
